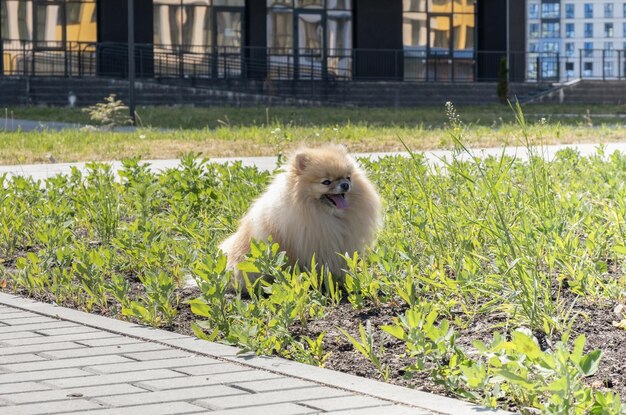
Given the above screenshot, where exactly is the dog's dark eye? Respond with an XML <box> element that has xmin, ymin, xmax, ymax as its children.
<box><xmin>346</xmin><ymin>176</ymin><xmax>351</xmax><ymax>181</ymax></box>
<box><xmin>321</xmin><ymin>179</ymin><xmax>332</xmax><ymax>186</ymax></box>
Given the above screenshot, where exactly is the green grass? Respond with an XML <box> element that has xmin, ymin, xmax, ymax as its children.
<box><xmin>4</xmin><ymin>103</ymin><xmax>626</xmax><ymax>129</ymax></box>
<box><xmin>2</xmin><ymin>103</ymin><xmax>626</xmax><ymax>165</ymax></box>
<box><xmin>2</xmin><ymin>117</ymin><xmax>626</xmax><ymax>165</ymax></box>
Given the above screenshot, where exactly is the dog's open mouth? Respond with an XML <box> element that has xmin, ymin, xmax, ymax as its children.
<box><xmin>322</xmin><ymin>193</ymin><xmax>348</xmax><ymax>209</ymax></box>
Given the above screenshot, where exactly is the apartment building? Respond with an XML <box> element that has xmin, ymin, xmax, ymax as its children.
<box><xmin>1</xmin><ymin>0</ymin><xmax>526</xmax><ymax>82</ymax></box>
<box><xmin>528</xmin><ymin>0</ymin><xmax>626</xmax><ymax>80</ymax></box>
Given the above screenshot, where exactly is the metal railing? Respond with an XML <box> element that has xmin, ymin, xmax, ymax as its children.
<box><xmin>8</xmin><ymin>40</ymin><xmax>624</xmax><ymax>83</ymax></box>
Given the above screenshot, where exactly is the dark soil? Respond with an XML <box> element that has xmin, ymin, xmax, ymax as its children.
<box><xmin>3</xmin><ymin>279</ymin><xmax>626</xmax><ymax>404</ymax></box>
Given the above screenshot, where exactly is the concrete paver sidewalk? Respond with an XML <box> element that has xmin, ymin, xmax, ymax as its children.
<box><xmin>0</xmin><ymin>293</ymin><xmax>507</xmax><ymax>415</ymax></box>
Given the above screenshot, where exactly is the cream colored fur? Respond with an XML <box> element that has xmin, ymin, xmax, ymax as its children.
<box><xmin>220</xmin><ymin>144</ymin><xmax>382</xmax><ymax>283</ymax></box>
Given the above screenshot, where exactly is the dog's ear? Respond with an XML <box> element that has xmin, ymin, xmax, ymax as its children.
<box><xmin>293</xmin><ymin>151</ymin><xmax>310</xmax><ymax>174</ymax></box>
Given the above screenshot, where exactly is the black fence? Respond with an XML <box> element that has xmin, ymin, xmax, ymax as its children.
<box><xmin>6</xmin><ymin>40</ymin><xmax>614</xmax><ymax>83</ymax></box>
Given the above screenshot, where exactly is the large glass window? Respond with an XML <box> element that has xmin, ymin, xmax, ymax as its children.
<box><xmin>541</xmin><ymin>22</ymin><xmax>560</xmax><ymax>38</ymax></box>
<box><xmin>153</xmin><ymin>0</ymin><xmax>244</xmax><ymax>77</ymax></box>
<box><xmin>267</xmin><ymin>0</ymin><xmax>352</xmax><ymax>79</ymax></box>
<box><xmin>565</xmin><ymin>3</ymin><xmax>575</xmax><ymax>18</ymax></box>
<box><xmin>402</xmin><ymin>0</ymin><xmax>475</xmax><ymax>81</ymax></box>
<box><xmin>541</xmin><ymin>3</ymin><xmax>559</xmax><ymax>18</ymax></box>
<box><xmin>529</xmin><ymin>23</ymin><xmax>540</xmax><ymax>38</ymax></box>
<box><xmin>584</xmin><ymin>3</ymin><xmax>593</xmax><ymax>18</ymax></box>
<box><xmin>1</xmin><ymin>0</ymin><xmax>96</xmax><ymax>75</ymax></box>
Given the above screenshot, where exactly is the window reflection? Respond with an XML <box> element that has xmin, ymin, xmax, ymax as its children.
<box><xmin>153</xmin><ymin>0</ymin><xmax>243</xmax><ymax>77</ymax></box>
<box><xmin>1</xmin><ymin>0</ymin><xmax>96</xmax><ymax>75</ymax></box>
<box><xmin>34</xmin><ymin>2</ymin><xmax>63</xmax><ymax>48</ymax></box>
<box><xmin>403</xmin><ymin>0</ymin><xmax>475</xmax><ymax>80</ymax></box>
<box><xmin>267</xmin><ymin>0</ymin><xmax>352</xmax><ymax>79</ymax></box>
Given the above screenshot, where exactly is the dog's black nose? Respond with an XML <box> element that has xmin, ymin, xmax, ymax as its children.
<box><xmin>340</xmin><ymin>182</ymin><xmax>350</xmax><ymax>191</ymax></box>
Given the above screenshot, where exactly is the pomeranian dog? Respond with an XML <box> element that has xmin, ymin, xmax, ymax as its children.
<box><xmin>220</xmin><ymin>144</ymin><xmax>382</xmax><ymax>284</ymax></box>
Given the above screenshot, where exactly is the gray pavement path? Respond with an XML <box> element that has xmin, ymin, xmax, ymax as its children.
<box><xmin>1</xmin><ymin>142</ymin><xmax>625</xmax><ymax>182</ymax></box>
<box><xmin>0</xmin><ymin>293</ymin><xmax>508</xmax><ymax>415</ymax></box>
<box><xmin>1</xmin><ymin>118</ymin><xmax>138</xmax><ymax>133</ymax></box>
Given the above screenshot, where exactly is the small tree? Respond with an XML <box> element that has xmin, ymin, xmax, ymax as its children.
<box><xmin>497</xmin><ymin>56</ymin><xmax>509</xmax><ymax>104</ymax></box>
<box><xmin>82</xmin><ymin>94</ymin><xmax>132</xmax><ymax>130</ymax></box>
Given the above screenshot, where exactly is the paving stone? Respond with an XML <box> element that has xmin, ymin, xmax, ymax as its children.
<box><xmin>0</xmin><ymin>353</ymin><xmax>48</xmax><ymax>365</ymax></box>
<box><xmin>0</xmin><ymin>341</ymin><xmax>85</xmax><ymax>356</ymax></box>
<box><xmin>137</xmin><ymin>370</ymin><xmax>282</xmax><ymax>391</ymax></box>
<box><xmin>194</xmin><ymin>386</ymin><xmax>351</xmax><ymax>410</ymax></box>
<box><xmin>75</xmin><ymin>336</ymin><xmax>143</xmax><ymax>347</ymax></box>
<box><xmin>231</xmin><ymin>377</ymin><xmax>318</xmax><ymax>393</ymax></box>
<box><xmin>0</xmin><ymin>368</ymin><xmax>92</xmax><ymax>384</ymax></box>
<box><xmin>174</xmin><ymin>362</ymin><xmax>252</xmax><ymax>376</ymax></box>
<box><xmin>300</xmin><ymin>395</ymin><xmax>392</xmax><ymax>411</ymax></box>
<box><xmin>0</xmin><ymin>331</ymin><xmax>45</xmax><ymax>341</ymax></box>
<box><xmin>2</xmin><ymin>314</ymin><xmax>60</xmax><ymax>326</ymax></box>
<box><xmin>1</xmin><ymin>354</ymin><xmax>132</xmax><ymax>373</ymax></box>
<box><xmin>325</xmin><ymin>405</ymin><xmax>428</xmax><ymax>415</ymax></box>
<box><xmin>208</xmin><ymin>402</ymin><xmax>317</xmax><ymax>415</ymax></box>
<box><xmin>0</xmin><ymin>316</ymin><xmax>57</xmax><ymax>324</ymax></box>
<box><xmin>86</xmin><ymin>356</ymin><xmax>223</xmax><ymax>374</ymax></box>
<box><xmin>1</xmin><ymin>383</ymin><xmax>147</xmax><ymax>404</ymax></box>
<box><xmin>93</xmin><ymin>384</ymin><xmax>246</xmax><ymax>407</ymax></box>
<box><xmin>0</xmin><ymin>321</ymin><xmax>77</xmax><ymax>333</ymax></box>
<box><xmin>0</xmin><ymin>381</ymin><xmax>52</xmax><ymax>394</ymax></box>
<box><xmin>121</xmin><ymin>348</ymin><xmax>194</xmax><ymax>361</ymax></box>
<box><xmin>40</xmin><ymin>342</ymin><xmax>168</xmax><ymax>359</ymax></box>
<box><xmin>2</xmin><ymin>398</ymin><xmax>102</xmax><ymax>414</ymax></box>
<box><xmin>44</xmin><ymin>368</ymin><xmax>188</xmax><ymax>389</ymax></box>
<box><xmin>2</xmin><ymin>331</ymin><xmax>118</xmax><ymax>346</ymax></box>
<box><xmin>34</xmin><ymin>326</ymin><xmax>100</xmax><ymax>336</ymax></box>
<box><xmin>72</xmin><ymin>401</ymin><xmax>207</xmax><ymax>414</ymax></box>
<box><xmin>0</xmin><ymin>307</ymin><xmax>23</xmax><ymax>314</ymax></box>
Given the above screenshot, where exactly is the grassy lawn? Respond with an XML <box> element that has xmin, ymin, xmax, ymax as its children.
<box><xmin>1</xmin><ymin>103</ymin><xmax>626</xmax><ymax>165</ymax></box>
<box><xmin>5</xmin><ymin>103</ymin><xmax>626</xmax><ymax>129</ymax></box>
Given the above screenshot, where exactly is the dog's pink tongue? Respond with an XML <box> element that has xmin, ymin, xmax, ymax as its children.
<box><xmin>329</xmin><ymin>194</ymin><xmax>348</xmax><ymax>209</ymax></box>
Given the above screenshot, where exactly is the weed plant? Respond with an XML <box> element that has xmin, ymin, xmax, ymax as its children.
<box><xmin>2</xmin><ymin>106</ymin><xmax>626</xmax><ymax>413</ymax></box>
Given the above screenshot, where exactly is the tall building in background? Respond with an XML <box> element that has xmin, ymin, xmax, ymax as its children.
<box><xmin>527</xmin><ymin>0</ymin><xmax>626</xmax><ymax>80</ymax></box>
<box><xmin>0</xmin><ymin>0</ymin><xmax>525</xmax><ymax>82</ymax></box>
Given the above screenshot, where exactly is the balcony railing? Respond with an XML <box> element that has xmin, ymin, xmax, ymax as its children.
<box><xmin>6</xmin><ymin>40</ymin><xmax>623</xmax><ymax>83</ymax></box>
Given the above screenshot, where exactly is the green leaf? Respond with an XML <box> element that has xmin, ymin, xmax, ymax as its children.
<box><xmin>191</xmin><ymin>322</ymin><xmax>210</xmax><ymax>340</ymax></box>
<box><xmin>579</xmin><ymin>350</ymin><xmax>603</xmax><ymax>376</ymax></box>
<box><xmin>495</xmin><ymin>369</ymin><xmax>534</xmax><ymax>387</ymax></box>
<box><xmin>237</xmin><ymin>261</ymin><xmax>260</xmax><ymax>273</ymax></box>
<box><xmin>614</xmin><ymin>245</ymin><xmax>626</xmax><ymax>255</ymax></box>
<box><xmin>571</xmin><ymin>334</ymin><xmax>586</xmax><ymax>363</ymax></box>
<box><xmin>511</xmin><ymin>331</ymin><xmax>541</xmax><ymax>360</ymax></box>
<box><xmin>337</xmin><ymin>326</ymin><xmax>368</xmax><ymax>356</ymax></box>
<box><xmin>188</xmin><ymin>299</ymin><xmax>212</xmax><ymax>318</ymax></box>
<box><xmin>381</xmin><ymin>325</ymin><xmax>405</xmax><ymax>340</ymax></box>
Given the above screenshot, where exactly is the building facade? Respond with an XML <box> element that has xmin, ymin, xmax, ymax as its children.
<box><xmin>527</xmin><ymin>0</ymin><xmax>626</xmax><ymax>80</ymax></box>
<box><xmin>0</xmin><ymin>0</ymin><xmax>525</xmax><ymax>82</ymax></box>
